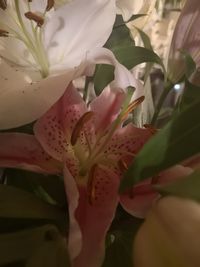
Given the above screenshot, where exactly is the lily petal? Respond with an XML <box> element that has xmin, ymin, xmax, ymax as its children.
<box><xmin>34</xmin><ymin>83</ymin><xmax>87</xmax><ymax>164</ymax></box>
<box><xmin>90</xmin><ymin>85</ymin><xmax>125</xmax><ymax>133</ymax></box>
<box><xmin>116</xmin><ymin>0</ymin><xmax>144</xmax><ymax>21</ymax></box>
<box><xmin>0</xmin><ymin>133</ymin><xmax>60</xmax><ymax>174</ymax></box>
<box><xmin>106</xmin><ymin>124</ymin><xmax>152</xmax><ymax>164</ymax></box>
<box><xmin>63</xmin><ymin>165</ymin><xmax>82</xmax><ymax>261</ymax></box>
<box><xmin>120</xmin><ymin>165</ymin><xmax>193</xmax><ymax>218</ymax></box>
<box><xmin>44</xmin><ymin>0</ymin><xmax>116</xmax><ymax>71</ymax></box>
<box><xmin>167</xmin><ymin>0</ymin><xmax>200</xmax><ymax>84</ymax></box>
<box><xmin>0</xmin><ymin>60</ymin><xmax>75</xmax><ymax>130</ymax></box>
<box><xmin>73</xmin><ymin>166</ymin><xmax>120</xmax><ymax>267</ymax></box>
<box><xmin>86</xmin><ymin>48</ymin><xmax>144</xmax><ymax>98</ymax></box>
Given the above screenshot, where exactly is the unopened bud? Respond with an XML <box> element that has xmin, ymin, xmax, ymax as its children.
<box><xmin>134</xmin><ymin>196</ymin><xmax>200</xmax><ymax>267</ymax></box>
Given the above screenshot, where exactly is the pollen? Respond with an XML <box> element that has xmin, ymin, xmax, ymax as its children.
<box><xmin>46</xmin><ymin>0</ymin><xmax>55</xmax><ymax>11</ymax></box>
<box><xmin>71</xmin><ymin>111</ymin><xmax>94</xmax><ymax>146</ymax></box>
<box><xmin>0</xmin><ymin>29</ymin><xmax>9</xmax><ymax>37</ymax></box>
<box><xmin>121</xmin><ymin>96</ymin><xmax>145</xmax><ymax>121</ymax></box>
<box><xmin>24</xmin><ymin>11</ymin><xmax>44</xmax><ymax>27</ymax></box>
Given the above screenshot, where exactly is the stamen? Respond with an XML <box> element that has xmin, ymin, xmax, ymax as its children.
<box><xmin>0</xmin><ymin>29</ymin><xmax>9</xmax><ymax>37</ymax></box>
<box><xmin>0</xmin><ymin>0</ymin><xmax>7</xmax><ymax>10</ymax></box>
<box><xmin>71</xmin><ymin>111</ymin><xmax>94</xmax><ymax>146</ymax></box>
<box><xmin>144</xmin><ymin>124</ymin><xmax>158</xmax><ymax>134</ymax></box>
<box><xmin>46</xmin><ymin>0</ymin><xmax>55</xmax><ymax>11</ymax></box>
<box><xmin>87</xmin><ymin>164</ymin><xmax>97</xmax><ymax>205</ymax></box>
<box><xmin>118</xmin><ymin>159</ymin><xmax>128</xmax><ymax>173</ymax></box>
<box><xmin>24</xmin><ymin>11</ymin><xmax>44</xmax><ymax>27</ymax></box>
<box><xmin>121</xmin><ymin>96</ymin><xmax>145</xmax><ymax>121</ymax></box>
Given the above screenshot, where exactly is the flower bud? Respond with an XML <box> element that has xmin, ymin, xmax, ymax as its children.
<box><xmin>134</xmin><ymin>196</ymin><xmax>200</xmax><ymax>267</ymax></box>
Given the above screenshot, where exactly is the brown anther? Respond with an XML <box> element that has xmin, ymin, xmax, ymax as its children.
<box><xmin>121</xmin><ymin>96</ymin><xmax>145</xmax><ymax>121</ymax></box>
<box><xmin>24</xmin><ymin>11</ymin><xmax>44</xmax><ymax>27</ymax></box>
<box><xmin>87</xmin><ymin>164</ymin><xmax>97</xmax><ymax>205</ymax></box>
<box><xmin>0</xmin><ymin>29</ymin><xmax>9</xmax><ymax>37</ymax></box>
<box><xmin>0</xmin><ymin>0</ymin><xmax>7</xmax><ymax>10</ymax></box>
<box><xmin>143</xmin><ymin>124</ymin><xmax>158</xmax><ymax>134</ymax></box>
<box><xmin>71</xmin><ymin>111</ymin><xmax>94</xmax><ymax>146</ymax></box>
<box><xmin>46</xmin><ymin>0</ymin><xmax>54</xmax><ymax>11</ymax></box>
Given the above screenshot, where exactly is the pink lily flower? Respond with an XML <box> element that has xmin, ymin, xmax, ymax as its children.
<box><xmin>0</xmin><ymin>84</ymin><xmax>192</xmax><ymax>267</ymax></box>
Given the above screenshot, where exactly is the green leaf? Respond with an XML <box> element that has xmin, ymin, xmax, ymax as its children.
<box><xmin>105</xmin><ymin>16</ymin><xmax>134</xmax><ymax>50</ymax></box>
<box><xmin>0</xmin><ymin>225</ymin><xmax>70</xmax><ymax>266</ymax></box>
<box><xmin>94</xmin><ymin>46</ymin><xmax>164</xmax><ymax>94</ymax></box>
<box><xmin>0</xmin><ymin>185</ymin><xmax>65</xmax><ymax>222</ymax></box>
<box><xmin>120</xmin><ymin>98</ymin><xmax>200</xmax><ymax>191</ymax></box>
<box><xmin>157</xmin><ymin>170</ymin><xmax>200</xmax><ymax>202</ymax></box>
<box><xmin>134</xmin><ymin>27</ymin><xmax>152</xmax><ymax>50</ymax></box>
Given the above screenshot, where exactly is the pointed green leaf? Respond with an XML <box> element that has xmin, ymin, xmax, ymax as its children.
<box><xmin>120</xmin><ymin>98</ymin><xmax>200</xmax><ymax>191</ymax></box>
<box><xmin>94</xmin><ymin>46</ymin><xmax>164</xmax><ymax>94</ymax></box>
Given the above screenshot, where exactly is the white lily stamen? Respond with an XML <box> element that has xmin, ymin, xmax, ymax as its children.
<box><xmin>0</xmin><ymin>0</ymin><xmax>49</xmax><ymax>77</ymax></box>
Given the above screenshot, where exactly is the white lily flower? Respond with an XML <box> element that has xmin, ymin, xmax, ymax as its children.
<box><xmin>0</xmin><ymin>0</ymin><xmax>116</xmax><ymax>129</ymax></box>
<box><xmin>116</xmin><ymin>0</ymin><xmax>156</xmax><ymax>24</ymax></box>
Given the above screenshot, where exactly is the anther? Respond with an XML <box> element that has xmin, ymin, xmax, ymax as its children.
<box><xmin>0</xmin><ymin>29</ymin><xmax>9</xmax><ymax>37</ymax></box>
<box><xmin>24</xmin><ymin>12</ymin><xmax>44</xmax><ymax>27</ymax></box>
<box><xmin>0</xmin><ymin>0</ymin><xmax>7</xmax><ymax>10</ymax></box>
<box><xmin>143</xmin><ymin>124</ymin><xmax>157</xmax><ymax>134</ymax></box>
<box><xmin>121</xmin><ymin>96</ymin><xmax>145</xmax><ymax>121</ymax></box>
<box><xmin>71</xmin><ymin>111</ymin><xmax>94</xmax><ymax>146</ymax></box>
<box><xmin>46</xmin><ymin>0</ymin><xmax>55</xmax><ymax>11</ymax></box>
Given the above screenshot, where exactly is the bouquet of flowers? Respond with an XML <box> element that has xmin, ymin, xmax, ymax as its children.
<box><xmin>0</xmin><ymin>0</ymin><xmax>200</xmax><ymax>266</ymax></box>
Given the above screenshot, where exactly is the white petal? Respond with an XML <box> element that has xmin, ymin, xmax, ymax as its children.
<box><xmin>86</xmin><ymin>47</ymin><xmax>143</xmax><ymax>99</ymax></box>
<box><xmin>43</xmin><ymin>0</ymin><xmax>116</xmax><ymax>71</ymax></box>
<box><xmin>116</xmin><ymin>0</ymin><xmax>144</xmax><ymax>21</ymax></box>
<box><xmin>0</xmin><ymin>60</ymin><xmax>78</xmax><ymax>129</ymax></box>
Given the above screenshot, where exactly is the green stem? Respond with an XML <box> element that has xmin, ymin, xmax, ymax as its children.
<box><xmin>83</xmin><ymin>77</ymin><xmax>91</xmax><ymax>102</ymax></box>
<box><xmin>151</xmin><ymin>80</ymin><xmax>174</xmax><ymax>125</ymax></box>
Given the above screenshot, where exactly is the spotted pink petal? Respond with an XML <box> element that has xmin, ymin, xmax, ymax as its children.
<box><xmin>120</xmin><ymin>165</ymin><xmax>193</xmax><ymax>218</ymax></box>
<box><xmin>63</xmin><ymin>166</ymin><xmax>82</xmax><ymax>261</ymax></box>
<box><xmin>73</xmin><ymin>167</ymin><xmax>120</xmax><ymax>267</ymax></box>
<box><xmin>34</xmin><ymin>83</ymin><xmax>87</xmax><ymax>162</ymax></box>
<box><xmin>89</xmin><ymin>86</ymin><xmax>125</xmax><ymax>134</ymax></box>
<box><xmin>0</xmin><ymin>133</ymin><xmax>60</xmax><ymax>174</ymax></box>
<box><xmin>104</xmin><ymin>124</ymin><xmax>153</xmax><ymax>165</ymax></box>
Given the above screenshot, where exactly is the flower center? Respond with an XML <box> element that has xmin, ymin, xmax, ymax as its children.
<box><xmin>71</xmin><ymin>95</ymin><xmax>145</xmax><ymax>178</ymax></box>
<box><xmin>0</xmin><ymin>0</ymin><xmax>52</xmax><ymax>77</ymax></box>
